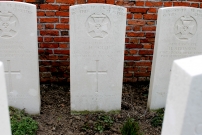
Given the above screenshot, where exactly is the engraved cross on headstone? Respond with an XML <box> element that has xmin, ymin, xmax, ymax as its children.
<box><xmin>87</xmin><ymin>60</ymin><xmax>107</xmax><ymax>92</ymax></box>
<box><xmin>4</xmin><ymin>60</ymin><xmax>21</xmax><ymax>92</ymax></box>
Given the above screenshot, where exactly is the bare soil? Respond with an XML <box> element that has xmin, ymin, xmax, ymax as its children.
<box><xmin>33</xmin><ymin>82</ymin><xmax>161</xmax><ymax>135</ymax></box>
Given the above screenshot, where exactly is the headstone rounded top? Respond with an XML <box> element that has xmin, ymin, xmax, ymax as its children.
<box><xmin>70</xmin><ymin>3</ymin><xmax>126</xmax><ymax>10</ymax></box>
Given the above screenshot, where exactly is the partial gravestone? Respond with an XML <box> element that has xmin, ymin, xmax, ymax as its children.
<box><xmin>0</xmin><ymin>62</ymin><xmax>12</xmax><ymax>135</ymax></box>
<box><xmin>70</xmin><ymin>4</ymin><xmax>126</xmax><ymax>113</ymax></box>
<box><xmin>148</xmin><ymin>7</ymin><xmax>202</xmax><ymax>110</ymax></box>
<box><xmin>161</xmin><ymin>55</ymin><xmax>202</xmax><ymax>135</ymax></box>
<box><xmin>0</xmin><ymin>2</ymin><xmax>40</xmax><ymax>114</ymax></box>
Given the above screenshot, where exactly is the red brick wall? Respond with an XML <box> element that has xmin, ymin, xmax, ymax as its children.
<box><xmin>13</xmin><ymin>0</ymin><xmax>202</xmax><ymax>83</ymax></box>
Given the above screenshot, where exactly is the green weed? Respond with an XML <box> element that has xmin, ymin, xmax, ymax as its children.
<box><xmin>9</xmin><ymin>107</ymin><xmax>38</xmax><ymax>135</ymax></box>
<box><xmin>121</xmin><ymin>118</ymin><xmax>142</xmax><ymax>135</ymax></box>
<box><xmin>81</xmin><ymin>115</ymin><xmax>114</xmax><ymax>133</ymax></box>
<box><xmin>151</xmin><ymin>108</ymin><xmax>165</xmax><ymax>127</ymax></box>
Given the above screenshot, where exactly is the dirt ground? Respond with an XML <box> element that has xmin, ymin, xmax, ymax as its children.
<box><xmin>33</xmin><ymin>82</ymin><xmax>161</xmax><ymax>135</ymax></box>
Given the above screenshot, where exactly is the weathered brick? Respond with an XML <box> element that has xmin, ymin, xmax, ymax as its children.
<box><xmin>40</xmin><ymin>30</ymin><xmax>59</xmax><ymax>36</ymax></box>
<box><xmin>126</xmin><ymin>32</ymin><xmax>145</xmax><ymax>37</ymax></box>
<box><xmin>173</xmin><ymin>2</ymin><xmax>190</xmax><ymax>6</ymax></box>
<box><xmin>135</xmin><ymin>62</ymin><xmax>151</xmax><ymax>66</ymax></box>
<box><xmin>139</xmin><ymin>50</ymin><xmax>153</xmax><ymax>55</ymax></box>
<box><xmin>56</xmin><ymin>11</ymin><xmax>69</xmax><ymax>16</ymax></box>
<box><xmin>37</xmin><ymin>11</ymin><xmax>45</xmax><ymax>16</ymax></box>
<box><xmin>139</xmin><ymin>67</ymin><xmax>147</xmax><ymax>72</ymax></box>
<box><xmin>190</xmin><ymin>3</ymin><xmax>199</xmax><ymax>7</ymax></box>
<box><xmin>37</xmin><ymin>24</ymin><xmax>44</xmax><ymax>30</ymax></box>
<box><xmin>56</xmin><ymin>24</ymin><xmax>69</xmax><ymax>29</ymax></box>
<box><xmin>54</xmin><ymin>37</ymin><xmax>69</xmax><ymax>42</ymax></box>
<box><xmin>142</xmin><ymin>26</ymin><xmax>156</xmax><ymax>31</ymax></box>
<box><xmin>129</xmin><ymin>8</ymin><xmax>149</xmax><ymax>13</ymax></box>
<box><xmin>40</xmin><ymin>18</ymin><xmax>59</xmax><ymax>23</ymax></box>
<box><xmin>59</xmin><ymin>44</ymin><xmax>68</xmax><ymax>48</ymax></box>
<box><xmin>140</xmin><ymin>38</ymin><xmax>155</xmax><ymax>43</ymax></box>
<box><xmin>60</xmin><ymin>5</ymin><xmax>69</xmax><ymax>11</ymax></box>
<box><xmin>45</xmin><ymin>24</ymin><xmax>54</xmax><ymax>29</ymax></box>
<box><xmin>143</xmin><ymin>43</ymin><xmax>152</xmax><ymax>49</ymax></box>
<box><xmin>48</xmin><ymin>55</ymin><xmax>58</xmax><ymax>60</ymax></box>
<box><xmin>46</xmin><ymin>0</ymin><xmax>55</xmax><ymax>3</ymax></box>
<box><xmin>141</xmin><ymin>56</ymin><xmax>150</xmax><ymax>60</ymax></box>
<box><xmin>25</xmin><ymin>0</ymin><xmax>36</xmax><ymax>2</ymax></box>
<box><xmin>134</xmin><ymin>14</ymin><xmax>142</xmax><ymax>19</ymax></box>
<box><xmin>125</xmin><ymin>38</ymin><xmax>129</xmax><ymax>43</ymax></box>
<box><xmin>133</xmin><ymin>26</ymin><xmax>141</xmax><ymax>31</ymax></box>
<box><xmin>124</xmin><ymin>73</ymin><xmax>133</xmax><ymax>77</ymax></box>
<box><xmin>40</xmin><ymin>43</ymin><xmax>58</xmax><ymax>48</ymax></box>
<box><xmin>129</xmin><ymin>38</ymin><xmax>139</xmax><ymax>44</ymax></box>
<box><xmin>145</xmin><ymin>33</ymin><xmax>155</xmax><ymax>38</ymax></box>
<box><xmin>124</xmin><ymin>56</ymin><xmax>141</xmax><ymax>61</ymax></box>
<box><xmin>106</xmin><ymin>0</ymin><xmax>114</xmax><ymax>4</ymax></box>
<box><xmin>128</xmin><ymin>20</ymin><xmax>145</xmax><ymax>25</ymax></box>
<box><xmin>40</xmin><ymin>4</ymin><xmax>59</xmax><ymax>10</ymax></box>
<box><xmin>145</xmin><ymin>1</ymin><xmax>163</xmax><ymax>7</ymax></box>
<box><xmin>126</xmin><ymin>44</ymin><xmax>143</xmax><ymax>49</ymax></box>
<box><xmin>143</xmin><ymin>14</ymin><xmax>157</xmax><ymax>20</ymax></box>
<box><xmin>58</xmin><ymin>56</ymin><xmax>68</xmax><ymax>60</ymax></box>
<box><xmin>146</xmin><ymin>21</ymin><xmax>155</xmax><ymax>25</ymax></box>
<box><xmin>135</xmin><ymin>1</ymin><xmax>144</xmax><ymax>6</ymax></box>
<box><xmin>126</xmin><ymin>26</ymin><xmax>132</xmax><ymax>31</ymax></box>
<box><xmin>38</xmin><ymin>37</ymin><xmax>43</xmax><ymax>42</ymax></box>
<box><xmin>60</xmin><ymin>18</ymin><xmax>69</xmax><ymax>23</ymax></box>
<box><xmin>148</xmin><ymin>8</ymin><xmax>157</xmax><ymax>13</ymax></box>
<box><xmin>134</xmin><ymin>72</ymin><xmax>151</xmax><ymax>77</ymax></box>
<box><xmin>127</xmin><ymin>14</ymin><xmax>133</xmax><ymax>19</ymax></box>
<box><xmin>116</xmin><ymin>0</ymin><xmax>124</xmax><ymax>6</ymax></box>
<box><xmin>52</xmin><ymin>61</ymin><xmax>69</xmax><ymax>66</ymax></box>
<box><xmin>45</xmin><ymin>11</ymin><xmax>55</xmax><ymax>16</ymax></box>
<box><xmin>56</xmin><ymin>0</ymin><xmax>75</xmax><ymax>4</ymax></box>
<box><xmin>164</xmin><ymin>2</ymin><xmax>173</xmax><ymax>7</ymax></box>
<box><xmin>61</xmin><ymin>31</ymin><xmax>69</xmax><ymax>36</ymax></box>
<box><xmin>129</xmin><ymin>50</ymin><xmax>138</xmax><ymax>54</ymax></box>
<box><xmin>44</xmin><ymin>37</ymin><xmax>54</xmax><ymax>42</ymax></box>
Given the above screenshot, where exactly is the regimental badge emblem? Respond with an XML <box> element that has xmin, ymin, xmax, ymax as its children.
<box><xmin>86</xmin><ymin>13</ymin><xmax>111</xmax><ymax>39</ymax></box>
<box><xmin>175</xmin><ymin>16</ymin><xmax>197</xmax><ymax>40</ymax></box>
<box><xmin>0</xmin><ymin>10</ymin><xmax>19</xmax><ymax>38</ymax></box>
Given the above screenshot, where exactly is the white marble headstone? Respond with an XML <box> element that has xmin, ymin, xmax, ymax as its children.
<box><xmin>0</xmin><ymin>62</ymin><xmax>11</xmax><ymax>135</ymax></box>
<box><xmin>70</xmin><ymin>4</ymin><xmax>126</xmax><ymax>112</ymax></box>
<box><xmin>161</xmin><ymin>55</ymin><xmax>202</xmax><ymax>135</ymax></box>
<box><xmin>148</xmin><ymin>7</ymin><xmax>202</xmax><ymax>110</ymax></box>
<box><xmin>0</xmin><ymin>2</ymin><xmax>40</xmax><ymax>114</ymax></box>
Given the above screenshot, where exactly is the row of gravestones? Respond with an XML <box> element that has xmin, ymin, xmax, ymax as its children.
<box><xmin>1</xmin><ymin>1</ymin><xmax>202</xmax><ymax>134</ymax></box>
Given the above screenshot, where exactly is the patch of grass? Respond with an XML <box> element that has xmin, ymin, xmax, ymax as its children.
<box><xmin>121</xmin><ymin>118</ymin><xmax>142</xmax><ymax>135</ymax></box>
<box><xmin>94</xmin><ymin>122</ymin><xmax>104</xmax><ymax>133</ymax></box>
<box><xmin>151</xmin><ymin>108</ymin><xmax>165</xmax><ymax>127</ymax></box>
<box><xmin>71</xmin><ymin>110</ymin><xmax>120</xmax><ymax>115</ymax></box>
<box><xmin>81</xmin><ymin>114</ymin><xmax>114</xmax><ymax>133</ymax></box>
<box><xmin>9</xmin><ymin>107</ymin><xmax>38</xmax><ymax>135</ymax></box>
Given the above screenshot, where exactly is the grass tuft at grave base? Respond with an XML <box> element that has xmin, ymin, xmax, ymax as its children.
<box><xmin>150</xmin><ymin>108</ymin><xmax>165</xmax><ymax>127</ymax></box>
<box><xmin>32</xmin><ymin>82</ymin><xmax>162</xmax><ymax>135</ymax></box>
<box><xmin>71</xmin><ymin>110</ymin><xmax>120</xmax><ymax>115</ymax></box>
<box><xmin>121</xmin><ymin>118</ymin><xmax>143</xmax><ymax>135</ymax></box>
<box><xmin>9</xmin><ymin>107</ymin><xmax>38</xmax><ymax>135</ymax></box>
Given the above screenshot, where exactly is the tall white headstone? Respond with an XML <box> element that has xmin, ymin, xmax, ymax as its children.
<box><xmin>70</xmin><ymin>4</ymin><xmax>126</xmax><ymax>113</ymax></box>
<box><xmin>0</xmin><ymin>62</ymin><xmax>12</xmax><ymax>135</ymax></box>
<box><xmin>148</xmin><ymin>7</ymin><xmax>202</xmax><ymax>110</ymax></box>
<box><xmin>161</xmin><ymin>55</ymin><xmax>202</xmax><ymax>135</ymax></box>
<box><xmin>0</xmin><ymin>2</ymin><xmax>40</xmax><ymax>114</ymax></box>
